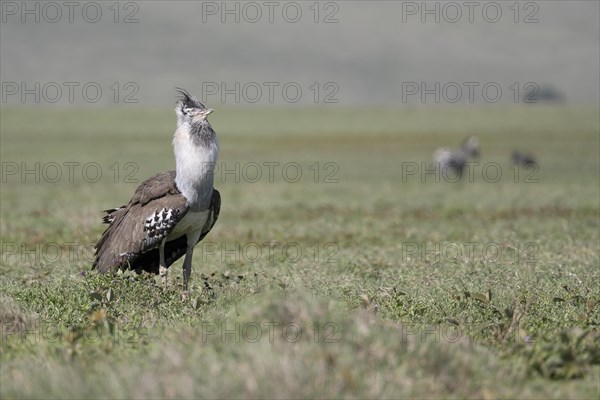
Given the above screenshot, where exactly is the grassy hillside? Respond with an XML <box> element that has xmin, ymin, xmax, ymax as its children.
<box><xmin>1</xmin><ymin>106</ymin><xmax>598</xmax><ymax>398</ymax></box>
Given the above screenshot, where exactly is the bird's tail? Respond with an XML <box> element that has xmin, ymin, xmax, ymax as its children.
<box><xmin>101</xmin><ymin>206</ymin><xmax>126</xmax><ymax>224</ymax></box>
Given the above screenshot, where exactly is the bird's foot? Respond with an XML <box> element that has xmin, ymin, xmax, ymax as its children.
<box><xmin>159</xmin><ymin>265</ymin><xmax>168</xmax><ymax>286</ymax></box>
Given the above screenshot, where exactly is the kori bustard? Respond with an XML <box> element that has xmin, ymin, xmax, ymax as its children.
<box><xmin>93</xmin><ymin>89</ymin><xmax>221</xmax><ymax>290</ymax></box>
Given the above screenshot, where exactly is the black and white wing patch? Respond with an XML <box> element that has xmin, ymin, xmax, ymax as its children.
<box><xmin>142</xmin><ymin>207</ymin><xmax>184</xmax><ymax>249</ymax></box>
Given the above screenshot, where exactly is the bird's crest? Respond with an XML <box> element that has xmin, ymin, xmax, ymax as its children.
<box><xmin>175</xmin><ymin>87</ymin><xmax>206</xmax><ymax>110</ymax></box>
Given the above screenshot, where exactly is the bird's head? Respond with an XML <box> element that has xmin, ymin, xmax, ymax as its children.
<box><xmin>175</xmin><ymin>88</ymin><xmax>214</xmax><ymax>127</ymax></box>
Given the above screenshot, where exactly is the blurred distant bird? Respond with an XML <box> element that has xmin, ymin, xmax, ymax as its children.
<box><xmin>93</xmin><ymin>89</ymin><xmax>221</xmax><ymax>290</ymax></box>
<box><xmin>433</xmin><ymin>136</ymin><xmax>480</xmax><ymax>180</ymax></box>
<box><xmin>511</xmin><ymin>150</ymin><xmax>536</xmax><ymax>168</ymax></box>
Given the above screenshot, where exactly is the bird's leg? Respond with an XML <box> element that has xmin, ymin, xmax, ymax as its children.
<box><xmin>182</xmin><ymin>232</ymin><xmax>202</xmax><ymax>291</ymax></box>
<box><xmin>182</xmin><ymin>246</ymin><xmax>193</xmax><ymax>291</ymax></box>
<box><xmin>159</xmin><ymin>238</ymin><xmax>168</xmax><ymax>286</ymax></box>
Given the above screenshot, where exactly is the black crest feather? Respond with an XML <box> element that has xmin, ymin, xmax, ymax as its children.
<box><xmin>175</xmin><ymin>87</ymin><xmax>206</xmax><ymax>110</ymax></box>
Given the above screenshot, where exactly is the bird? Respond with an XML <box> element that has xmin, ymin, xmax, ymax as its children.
<box><xmin>93</xmin><ymin>89</ymin><xmax>221</xmax><ymax>290</ymax></box>
<box><xmin>511</xmin><ymin>150</ymin><xmax>536</xmax><ymax>168</ymax></box>
<box><xmin>433</xmin><ymin>136</ymin><xmax>480</xmax><ymax>180</ymax></box>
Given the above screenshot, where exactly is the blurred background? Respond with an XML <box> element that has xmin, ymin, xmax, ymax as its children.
<box><xmin>1</xmin><ymin>1</ymin><xmax>598</xmax><ymax>106</ymax></box>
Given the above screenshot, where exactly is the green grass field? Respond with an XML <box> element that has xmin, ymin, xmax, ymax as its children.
<box><xmin>1</xmin><ymin>106</ymin><xmax>598</xmax><ymax>398</ymax></box>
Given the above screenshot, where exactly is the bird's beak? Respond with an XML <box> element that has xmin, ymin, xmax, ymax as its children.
<box><xmin>194</xmin><ymin>108</ymin><xmax>214</xmax><ymax>120</ymax></box>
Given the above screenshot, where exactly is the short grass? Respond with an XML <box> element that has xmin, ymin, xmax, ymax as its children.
<box><xmin>1</xmin><ymin>105</ymin><xmax>599</xmax><ymax>399</ymax></box>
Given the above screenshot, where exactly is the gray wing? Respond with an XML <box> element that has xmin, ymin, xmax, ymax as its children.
<box><xmin>125</xmin><ymin>189</ymin><xmax>221</xmax><ymax>274</ymax></box>
<box><xmin>198</xmin><ymin>189</ymin><xmax>221</xmax><ymax>243</ymax></box>
<box><xmin>93</xmin><ymin>171</ymin><xmax>188</xmax><ymax>273</ymax></box>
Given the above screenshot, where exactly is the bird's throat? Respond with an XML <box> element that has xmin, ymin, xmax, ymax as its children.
<box><xmin>173</xmin><ymin>124</ymin><xmax>219</xmax><ymax>211</ymax></box>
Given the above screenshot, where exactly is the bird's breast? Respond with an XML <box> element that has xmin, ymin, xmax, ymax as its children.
<box><xmin>167</xmin><ymin>209</ymin><xmax>210</xmax><ymax>240</ymax></box>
